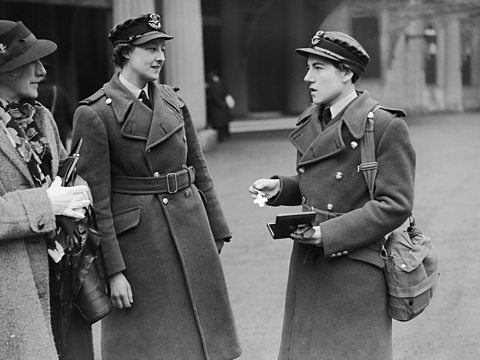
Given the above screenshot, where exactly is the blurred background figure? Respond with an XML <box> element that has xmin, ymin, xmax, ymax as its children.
<box><xmin>37</xmin><ymin>61</ymin><xmax>74</xmax><ymax>150</ymax></box>
<box><xmin>206</xmin><ymin>70</ymin><xmax>234</xmax><ymax>142</ymax></box>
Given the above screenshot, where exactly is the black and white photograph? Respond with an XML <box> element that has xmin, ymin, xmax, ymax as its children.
<box><xmin>0</xmin><ymin>0</ymin><xmax>479</xmax><ymax>359</ymax></box>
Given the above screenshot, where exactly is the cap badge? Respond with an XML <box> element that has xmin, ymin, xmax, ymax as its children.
<box><xmin>311</xmin><ymin>31</ymin><xmax>324</xmax><ymax>46</ymax></box>
<box><xmin>0</xmin><ymin>43</ymin><xmax>6</xmax><ymax>55</ymax></box>
<box><xmin>148</xmin><ymin>13</ymin><xmax>162</xmax><ymax>30</ymax></box>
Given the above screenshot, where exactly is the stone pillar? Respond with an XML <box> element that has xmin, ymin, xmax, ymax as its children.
<box><xmin>285</xmin><ymin>0</ymin><xmax>309</xmax><ymax>114</ymax></box>
<box><xmin>162</xmin><ymin>0</ymin><xmax>207</xmax><ymax>131</ymax></box>
<box><xmin>444</xmin><ymin>15</ymin><xmax>463</xmax><ymax>111</ymax></box>
<box><xmin>404</xmin><ymin>18</ymin><xmax>425</xmax><ymax>112</ymax></box>
<box><xmin>221</xmin><ymin>0</ymin><xmax>248</xmax><ymax>117</ymax></box>
<box><xmin>113</xmin><ymin>0</ymin><xmax>155</xmax><ymax>24</ymax></box>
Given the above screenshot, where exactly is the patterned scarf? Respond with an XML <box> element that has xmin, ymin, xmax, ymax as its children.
<box><xmin>0</xmin><ymin>99</ymin><xmax>52</xmax><ymax>187</ymax></box>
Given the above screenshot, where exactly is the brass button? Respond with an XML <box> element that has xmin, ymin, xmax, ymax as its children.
<box><xmin>367</xmin><ymin>111</ymin><xmax>374</xmax><ymax>119</ymax></box>
<box><xmin>153</xmin><ymin>171</ymin><xmax>160</xmax><ymax>178</ymax></box>
<box><xmin>336</xmin><ymin>252</ymin><xmax>342</xmax><ymax>257</ymax></box>
<box><xmin>327</xmin><ymin>203</ymin><xmax>334</xmax><ymax>211</ymax></box>
<box><xmin>105</xmin><ymin>98</ymin><xmax>112</xmax><ymax>105</ymax></box>
<box><xmin>335</xmin><ymin>172</ymin><xmax>343</xmax><ymax>180</ymax></box>
<box><xmin>350</xmin><ymin>141</ymin><xmax>358</xmax><ymax>149</ymax></box>
<box><xmin>298</xmin><ymin>167</ymin><xmax>305</xmax><ymax>174</ymax></box>
<box><xmin>342</xmin><ymin>250</ymin><xmax>348</xmax><ymax>255</ymax></box>
<box><xmin>162</xmin><ymin>198</ymin><xmax>169</xmax><ymax>205</ymax></box>
<box><xmin>331</xmin><ymin>253</ymin><xmax>336</xmax><ymax>258</ymax></box>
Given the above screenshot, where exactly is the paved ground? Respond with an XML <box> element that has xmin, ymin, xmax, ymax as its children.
<box><xmin>93</xmin><ymin>111</ymin><xmax>480</xmax><ymax>359</ymax></box>
<box><xmin>204</xmin><ymin>111</ymin><xmax>480</xmax><ymax>360</ymax></box>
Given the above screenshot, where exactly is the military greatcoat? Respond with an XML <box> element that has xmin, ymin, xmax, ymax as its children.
<box><xmin>71</xmin><ymin>74</ymin><xmax>240</xmax><ymax>360</ymax></box>
<box><xmin>269</xmin><ymin>91</ymin><xmax>416</xmax><ymax>360</ymax></box>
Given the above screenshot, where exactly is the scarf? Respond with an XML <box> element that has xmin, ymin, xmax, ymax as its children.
<box><xmin>0</xmin><ymin>98</ymin><xmax>52</xmax><ymax>187</ymax></box>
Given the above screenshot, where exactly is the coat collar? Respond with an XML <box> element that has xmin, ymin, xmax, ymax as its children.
<box><xmin>0</xmin><ymin>104</ymin><xmax>60</xmax><ymax>185</ymax></box>
<box><xmin>290</xmin><ymin>90</ymin><xmax>378</xmax><ymax>166</ymax></box>
<box><xmin>103</xmin><ymin>74</ymin><xmax>184</xmax><ymax>151</ymax></box>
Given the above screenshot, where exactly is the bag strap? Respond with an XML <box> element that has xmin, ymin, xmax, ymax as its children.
<box><xmin>359</xmin><ymin>104</ymin><xmax>381</xmax><ymax>201</ymax></box>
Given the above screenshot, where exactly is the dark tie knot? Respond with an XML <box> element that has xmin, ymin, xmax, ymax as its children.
<box><xmin>322</xmin><ymin>106</ymin><xmax>332</xmax><ymax>124</ymax></box>
<box><xmin>139</xmin><ymin>90</ymin><xmax>152</xmax><ymax>110</ymax></box>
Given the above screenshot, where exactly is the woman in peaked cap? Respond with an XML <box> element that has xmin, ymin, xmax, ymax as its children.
<box><xmin>72</xmin><ymin>13</ymin><xmax>241</xmax><ymax>360</ymax></box>
<box><xmin>250</xmin><ymin>30</ymin><xmax>415</xmax><ymax>359</ymax></box>
<box><xmin>0</xmin><ymin>20</ymin><xmax>93</xmax><ymax>360</ymax></box>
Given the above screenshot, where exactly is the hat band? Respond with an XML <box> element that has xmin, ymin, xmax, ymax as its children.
<box><xmin>312</xmin><ymin>39</ymin><xmax>364</xmax><ymax>68</ymax></box>
<box><xmin>0</xmin><ymin>22</ymin><xmax>37</xmax><ymax>66</ymax></box>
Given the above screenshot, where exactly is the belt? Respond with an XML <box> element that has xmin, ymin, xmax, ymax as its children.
<box><xmin>111</xmin><ymin>166</ymin><xmax>195</xmax><ymax>195</ymax></box>
<box><xmin>302</xmin><ymin>200</ymin><xmax>345</xmax><ymax>222</ymax></box>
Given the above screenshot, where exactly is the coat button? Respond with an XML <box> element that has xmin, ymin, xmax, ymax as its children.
<box><xmin>336</xmin><ymin>252</ymin><xmax>342</xmax><ymax>257</ymax></box>
<box><xmin>350</xmin><ymin>141</ymin><xmax>358</xmax><ymax>149</ymax></box>
<box><xmin>331</xmin><ymin>253</ymin><xmax>336</xmax><ymax>258</ymax></box>
<box><xmin>298</xmin><ymin>167</ymin><xmax>305</xmax><ymax>174</ymax></box>
<box><xmin>342</xmin><ymin>250</ymin><xmax>348</xmax><ymax>255</ymax></box>
<box><xmin>105</xmin><ymin>98</ymin><xmax>112</xmax><ymax>105</ymax></box>
<box><xmin>153</xmin><ymin>171</ymin><xmax>160</xmax><ymax>178</ymax></box>
<box><xmin>367</xmin><ymin>111</ymin><xmax>374</xmax><ymax>119</ymax></box>
<box><xmin>335</xmin><ymin>171</ymin><xmax>343</xmax><ymax>180</ymax></box>
<box><xmin>183</xmin><ymin>136</ymin><xmax>187</xmax><ymax>142</ymax></box>
<box><xmin>184</xmin><ymin>190</ymin><xmax>190</xmax><ymax>197</ymax></box>
<box><xmin>327</xmin><ymin>203</ymin><xmax>334</xmax><ymax>211</ymax></box>
<box><xmin>162</xmin><ymin>198</ymin><xmax>169</xmax><ymax>205</ymax></box>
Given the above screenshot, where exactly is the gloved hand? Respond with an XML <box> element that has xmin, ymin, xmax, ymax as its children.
<box><xmin>290</xmin><ymin>224</ymin><xmax>322</xmax><ymax>246</ymax></box>
<box><xmin>248</xmin><ymin>178</ymin><xmax>280</xmax><ymax>199</ymax></box>
<box><xmin>46</xmin><ymin>176</ymin><xmax>90</xmax><ymax>219</ymax></box>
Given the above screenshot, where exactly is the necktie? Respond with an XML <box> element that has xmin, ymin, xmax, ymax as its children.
<box><xmin>139</xmin><ymin>90</ymin><xmax>152</xmax><ymax>110</ymax></box>
<box><xmin>322</xmin><ymin>106</ymin><xmax>332</xmax><ymax>125</ymax></box>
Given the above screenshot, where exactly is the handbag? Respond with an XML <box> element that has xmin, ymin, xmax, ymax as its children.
<box><xmin>55</xmin><ymin>138</ymin><xmax>112</xmax><ymax>326</ymax></box>
<box><xmin>358</xmin><ymin>106</ymin><xmax>439</xmax><ymax>321</ymax></box>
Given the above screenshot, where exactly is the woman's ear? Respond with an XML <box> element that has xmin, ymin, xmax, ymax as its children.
<box><xmin>342</xmin><ymin>67</ymin><xmax>354</xmax><ymax>83</ymax></box>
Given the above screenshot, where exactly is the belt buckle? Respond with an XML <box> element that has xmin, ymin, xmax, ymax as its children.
<box><xmin>166</xmin><ymin>173</ymin><xmax>178</xmax><ymax>193</ymax></box>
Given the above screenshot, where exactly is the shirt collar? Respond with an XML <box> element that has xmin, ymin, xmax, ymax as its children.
<box><xmin>119</xmin><ymin>73</ymin><xmax>149</xmax><ymax>99</ymax></box>
<box><xmin>328</xmin><ymin>90</ymin><xmax>357</xmax><ymax>119</ymax></box>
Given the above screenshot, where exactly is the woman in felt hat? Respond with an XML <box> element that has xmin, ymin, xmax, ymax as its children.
<box><xmin>0</xmin><ymin>20</ymin><xmax>93</xmax><ymax>359</ymax></box>
<box><xmin>71</xmin><ymin>13</ymin><xmax>241</xmax><ymax>360</ymax></box>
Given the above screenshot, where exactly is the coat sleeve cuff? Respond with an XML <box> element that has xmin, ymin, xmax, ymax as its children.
<box><xmin>18</xmin><ymin>188</ymin><xmax>56</xmax><ymax>234</ymax></box>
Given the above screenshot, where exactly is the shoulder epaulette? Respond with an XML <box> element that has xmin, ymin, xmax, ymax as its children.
<box><xmin>160</xmin><ymin>84</ymin><xmax>184</xmax><ymax>108</ymax></box>
<box><xmin>79</xmin><ymin>88</ymin><xmax>105</xmax><ymax>106</ymax></box>
<box><xmin>378</xmin><ymin>106</ymin><xmax>407</xmax><ymax>118</ymax></box>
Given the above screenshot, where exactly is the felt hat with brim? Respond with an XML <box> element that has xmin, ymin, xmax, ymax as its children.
<box><xmin>0</xmin><ymin>20</ymin><xmax>57</xmax><ymax>72</ymax></box>
<box><xmin>296</xmin><ymin>30</ymin><xmax>370</xmax><ymax>76</ymax></box>
<box><xmin>109</xmin><ymin>13</ymin><xmax>173</xmax><ymax>46</ymax></box>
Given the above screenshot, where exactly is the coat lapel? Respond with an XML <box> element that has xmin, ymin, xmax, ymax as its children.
<box><xmin>145</xmin><ymin>83</ymin><xmax>184</xmax><ymax>152</ymax></box>
<box><xmin>104</xmin><ymin>74</ymin><xmax>151</xmax><ymax>141</ymax></box>
<box><xmin>290</xmin><ymin>90</ymin><xmax>378</xmax><ymax>167</ymax></box>
<box><xmin>0</xmin><ymin>129</ymin><xmax>33</xmax><ymax>184</ymax></box>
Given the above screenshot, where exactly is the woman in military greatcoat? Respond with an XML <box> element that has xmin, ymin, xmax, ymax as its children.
<box><xmin>250</xmin><ymin>31</ymin><xmax>416</xmax><ymax>360</ymax></box>
<box><xmin>71</xmin><ymin>13</ymin><xmax>240</xmax><ymax>360</ymax></box>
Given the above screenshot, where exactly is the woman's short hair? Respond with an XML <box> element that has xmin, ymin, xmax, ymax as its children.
<box><xmin>111</xmin><ymin>43</ymin><xmax>134</xmax><ymax>68</ymax></box>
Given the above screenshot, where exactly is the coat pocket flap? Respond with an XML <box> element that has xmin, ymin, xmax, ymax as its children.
<box><xmin>113</xmin><ymin>206</ymin><xmax>142</xmax><ymax>236</ymax></box>
<box><xmin>347</xmin><ymin>245</ymin><xmax>385</xmax><ymax>269</ymax></box>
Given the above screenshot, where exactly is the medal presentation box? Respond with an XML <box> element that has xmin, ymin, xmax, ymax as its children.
<box><xmin>267</xmin><ymin>211</ymin><xmax>316</xmax><ymax>239</ymax></box>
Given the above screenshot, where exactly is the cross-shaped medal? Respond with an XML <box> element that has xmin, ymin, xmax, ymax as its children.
<box><xmin>253</xmin><ymin>191</ymin><xmax>268</xmax><ymax>207</ymax></box>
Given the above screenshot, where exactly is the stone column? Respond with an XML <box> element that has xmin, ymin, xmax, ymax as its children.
<box><xmin>404</xmin><ymin>18</ymin><xmax>425</xmax><ymax>112</ymax></box>
<box><xmin>113</xmin><ymin>0</ymin><xmax>155</xmax><ymax>24</ymax></box>
<box><xmin>162</xmin><ymin>0</ymin><xmax>207</xmax><ymax>130</ymax></box>
<box><xmin>444</xmin><ymin>15</ymin><xmax>463</xmax><ymax>111</ymax></box>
